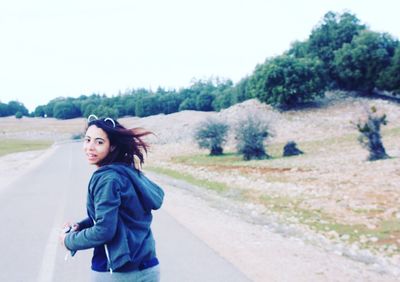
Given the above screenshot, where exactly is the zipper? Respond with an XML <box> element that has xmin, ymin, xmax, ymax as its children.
<box><xmin>104</xmin><ymin>244</ymin><xmax>113</xmax><ymax>274</ymax></box>
<box><xmin>92</xmin><ymin>218</ymin><xmax>113</xmax><ymax>274</ymax></box>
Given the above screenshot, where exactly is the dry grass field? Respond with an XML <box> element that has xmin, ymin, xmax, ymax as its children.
<box><xmin>1</xmin><ymin>93</ymin><xmax>400</xmax><ymax>269</ymax></box>
<box><xmin>0</xmin><ymin>116</ymin><xmax>86</xmax><ymax>141</ymax></box>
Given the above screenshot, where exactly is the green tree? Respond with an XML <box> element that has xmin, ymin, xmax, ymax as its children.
<box><xmin>195</xmin><ymin>92</ymin><xmax>214</xmax><ymax>111</ymax></box>
<box><xmin>233</xmin><ymin>77</ymin><xmax>252</xmax><ymax>104</ymax></box>
<box><xmin>80</xmin><ymin>97</ymin><xmax>100</xmax><ymax>118</ymax></box>
<box><xmin>45</xmin><ymin>97</ymin><xmax>67</xmax><ymax>117</ymax></box>
<box><xmin>92</xmin><ymin>105</ymin><xmax>119</xmax><ymax>119</ymax></box>
<box><xmin>7</xmin><ymin>101</ymin><xmax>28</xmax><ymax>116</ymax></box>
<box><xmin>34</xmin><ymin>105</ymin><xmax>46</xmax><ymax>117</ymax></box>
<box><xmin>158</xmin><ymin>92</ymin><xmax>182</xmax><ymax>114</ymax></box>
<box><xmin>178</xmin><ymin>98</ymin><xmax>197</xmax><ymax>111</ymax></box>
<box><xmin>286</xmin><ymin>40</ymin><xmax>310</xmax><ymax>59</ymax></box>
<box><xmin>212</xmin><ymin>88</ymin><xmax>235</xmax><ymax>111</ymax></box>
<box><xmin>53</xmin><ymin>101</ymin><xmax>81</xmax><ymax>119</ymax></box>
<box><xmin>307</xmin><ymin>11</ymin><xmax>366</xmax><ymax>82</ymax></box>
<box><xmin>333</xmin><ymin>31</ymin><xmax>398</xmax><ymax>94</ymax></box>
<box><xmin>211</xmin><ymin>79</ymin><xmax>235</xmax><ymax>111</ymax></box>
<box><xmin>0</xmin><ymin>103</ymin><xmax>10</xmax><ymax>117</ymax></box>
<box><xmin>254</xmin><ymin>55</ymin><xmax>326</xmax><ymax>109</ymax></box>
<box><xmin>83</xmin><ymin>104</ymin><xmax>98</xmax><ymax>118</ymax></box>
<box><xmin>194</xmin><ymin>118</ymin><xmax>229</xmax><ymax>155</ymax></box>
<box><xmin>377</xmin><ymin>45</ymin><xmax>400</xmax><ymax>94</ymax></box>
<box><xmin>120</xmin><ymin>95</ymin><xmax>137</xmax><ymax>116</ymax></box>
<box><xmin>139</xmin><ymin>95</ymin><xmax>161</xmax><ymax>117</ymax></box>
<box><xmin>247</xmin><ymin>62</ymin><xmax>270</xmax><ymax>101</ymax></box>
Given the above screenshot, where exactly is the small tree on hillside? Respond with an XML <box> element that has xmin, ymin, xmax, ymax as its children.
<box><xmin>194</xmin><ymin>118</ymin><xmax>229</xmax><ymax>156</ymax></box>
<box><xmin>235</xmin><ymin>115</ymin><xmax>271</xmax><ymax>160</ymax></box>
<box><xmin>355</xmin><ymin>106</ymin><xmax>389</xmax><ymax>161</ymax></box>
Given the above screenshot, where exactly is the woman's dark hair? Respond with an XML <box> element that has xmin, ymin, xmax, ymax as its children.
<box><xmin>87</xmin><ymin>118</ymin><xmax>152</xmax><ymax>167</ymax></box>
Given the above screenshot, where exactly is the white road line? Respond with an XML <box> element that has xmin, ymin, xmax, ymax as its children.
<box><xmin>37</xmin><ymin>145</ymin><xmax>72</xmax><ymax>282</ymax></box>
<box><xmin>36</xmin><ymin>225</ymin><xmax>63</xmax><ymax>282</ymax></box>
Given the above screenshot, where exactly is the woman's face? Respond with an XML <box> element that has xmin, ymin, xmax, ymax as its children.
<box><xmin>83</xmin><ymin>125</ymin><xmax>112</xmax><ymax>166</ymax></box>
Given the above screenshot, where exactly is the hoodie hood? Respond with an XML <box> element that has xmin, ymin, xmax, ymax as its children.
<box><xmin>96</xmin><ymin>163</ymin><xmax>164</xmax><ymax>211</ymax></box>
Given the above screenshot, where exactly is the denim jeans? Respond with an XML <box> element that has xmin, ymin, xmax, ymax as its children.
<box><xmin>90</xmin><ymin>265</ymin><xmax>160</xmax><ymax>282</ymax></box>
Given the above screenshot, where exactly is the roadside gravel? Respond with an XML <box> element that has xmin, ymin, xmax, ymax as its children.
<box><xmin>0</xmin><ymin>146</ymin><xmax>56</xmax><ymax>192</ymax></box>
<box><xmin>148</xmin><ymin>171</ymin><xmax>399</xmax><ymax>282</ymax></box>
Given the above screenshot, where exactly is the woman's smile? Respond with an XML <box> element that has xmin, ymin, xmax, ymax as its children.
<box><xmin>86</xmin><ymin>152</ymin><xmax>98</xmax><ymax>162</ymax></box>
<box><xmin>83</xmin><ymin>125</ymin><xmax>111</xmax><ymax>166</ymax></box>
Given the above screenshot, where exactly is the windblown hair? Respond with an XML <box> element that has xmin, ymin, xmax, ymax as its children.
<box><xmin>87</xmin><ymin>118</ymin><xmax>152</xmax><ymax>168</ymax></box>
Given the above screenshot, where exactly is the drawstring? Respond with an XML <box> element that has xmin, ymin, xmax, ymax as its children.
<box><xmin>92</xmin><ymin>218</ymin><xmax>113</xmax><ymax>274</ymax></box>
<box><xmin>104</xmin><ymin>244</ymin><xmax>113</xmax><ymax>274</ymax></box>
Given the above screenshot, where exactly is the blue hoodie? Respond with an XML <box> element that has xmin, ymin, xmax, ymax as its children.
<box><xmin>64</xmin><ymin>163</ymin><xmax>164</xmax><ymax>272</ymax></box>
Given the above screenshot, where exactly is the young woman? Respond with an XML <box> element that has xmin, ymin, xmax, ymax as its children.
<box><xmin>60</xmin><ymin>115</ymin><xmax>164</xmax><ymax>282</ymax></box>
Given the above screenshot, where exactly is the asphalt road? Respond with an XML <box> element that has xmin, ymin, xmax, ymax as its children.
<box><xmin>0</xmin><ymin>142</ymin><xmax>250</xmax><ymax>282</ymax></box>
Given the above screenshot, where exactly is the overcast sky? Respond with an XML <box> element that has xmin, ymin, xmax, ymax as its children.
<box><xmin>1</xmin><ymin>0</ymin><xmax>399</xmax><ymax>111</ymax></box>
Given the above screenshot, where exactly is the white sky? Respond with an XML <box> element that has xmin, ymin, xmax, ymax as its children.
<box><xmin>0</xmin><ymin>0</ymin><xmax>399</xmax><ymax>111</ymax></box>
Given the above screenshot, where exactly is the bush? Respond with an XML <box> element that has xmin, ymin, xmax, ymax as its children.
<box><xmin>355</xmin><ymin>106</ymin><xmax>389</xmax><ymax>161</ymax></box>
<box><xmin>15</xmin><ymin>111</ymin><xmax>23</xmax><ymax>119</ymax></box>
<box><xmin>283</xmin><ymin>141</ymin><xmax>304</xmax><ymax>157</ymax></box>
<box><xmin>71</xmin><ymin>132</ymin><xmax>84</xmax><ymax>140</ymax></box>
<box><xmin>194</xmin><ymin>118</ymin><xmax>229</xmax><ymax>156</ymax></box>
<box><xmin>235</xmin><ymin>115</ymin><xmax>271</xmax><ymax>160</ymax></box>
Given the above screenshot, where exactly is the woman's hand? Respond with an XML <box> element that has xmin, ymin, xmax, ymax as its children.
<box><xmin>62</xmin><ymin>222</ymin><xmax>80</xmax><ymax>232</ymax></box>
<box><xmin>59</xmin><ymin>222</ymin><xmax>80</xmax><ymax>248</ymax></box>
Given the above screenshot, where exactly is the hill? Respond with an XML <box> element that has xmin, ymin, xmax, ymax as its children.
<box><xmin>141</xmin><ymin>94</ymin><xmax>400</xmax><ymax>276</ymax></box>
<box><xmin>1</xmin><ymin>93</ymin><xmax>400</xmax><ymax>276</ymax></box>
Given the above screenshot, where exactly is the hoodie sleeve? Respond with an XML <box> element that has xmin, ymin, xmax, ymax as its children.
<box><xmin>65</xmin><ymin>173</ymin><xmax>121</xmax><ymax>251</ymax></box>
<box><xmin>77</xmin><ymin>217</ymin><xmax>93</xmax><ymax>230</ymax></box>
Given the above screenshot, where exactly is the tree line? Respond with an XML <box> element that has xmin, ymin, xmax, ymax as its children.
<box><xmin>31</xmin><ymin>78</ymin><xmax>245</xmax><ymax>119</ymax></box>
<box><xmin>0</xmin><ymin>101</ymin><xmax>29</xmax><ymax>118</ymax></box>
<box><xmin>1</xmin><ymin>11</ymin><xmax>399</xmax><ymax>119</ymax></box>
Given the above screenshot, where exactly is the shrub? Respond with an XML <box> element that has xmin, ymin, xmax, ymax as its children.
<box><xmin>355</xmin><ymin>106</ymin><xmax>389</xmax><ymax>161</ymax></box>
<box><xmin>283</xmin><ymin>141</ymin><xmax>304</xmax><ymax>157</ymax></box>
<box><xmin>235</xmin><ymin>115</ymin><xmax>271</xmax><ymax>160</ymax></box>
<box><xmin>194</xmin><ymin>118</ymin><xmax>229</xmax><ymax>156</ymax></box>
<box><xmin>71</xmin><ymin>132</ymin><xmax>84</xmax><ymax>140</ymax></box>
<box><xmin>15</xmin><ymin>111</ymin><xmax>23</xmax><ymax>119</ymax></box>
